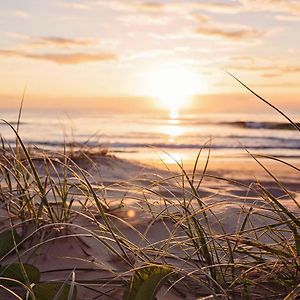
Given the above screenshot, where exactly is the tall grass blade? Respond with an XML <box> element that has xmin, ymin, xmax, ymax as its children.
<box><xmin>226</xmin><ymin>70</ymin><xmax>300</xmax><ymax>132</ymax></box>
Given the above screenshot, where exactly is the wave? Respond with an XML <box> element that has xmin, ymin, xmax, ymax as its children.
<box><xmin>228</xmin><ymin>121</ymin><xmax>300</xmax><ymax>130</ymax></box>
<box><xmin>138</xmin><ymin>118</ymin><xmax>300</xmax><ymax>130</ymax></box>
<box><xmin>108</xmin><ymin>142</ymin><xmax>300</xmax><ymax>150</ymax></box>
<box><xmin>1</xmin><ymin>117</ymin><xmax>298</xmax><ymax>131</ymax></box>
<box><xmin>0</xmin><ymin>121</ymin><xmax>27</xmax><ymax>126</ymax></box>
<box><xmin>180</xmin><ymin>120</ymin><xmax>300</xmax><ymax>130</ymax></box>
<box><xmin>4</xmin><ymin>138</ymin><xmax>300</xmax><ymax>150</ymax></box>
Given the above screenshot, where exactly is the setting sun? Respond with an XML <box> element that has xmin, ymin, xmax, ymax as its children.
<box><xmin>141</xmin><ymin>67</ymin><xmax>203</xmax><ymax>114</ymax></box>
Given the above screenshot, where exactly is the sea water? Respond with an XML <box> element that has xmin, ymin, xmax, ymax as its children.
<box><xmin>1</xmin><ymin>109</ymin><xmax>300</xmax><ymax>165</ymax></box>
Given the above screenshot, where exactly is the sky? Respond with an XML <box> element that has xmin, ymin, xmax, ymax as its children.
<box><xmin>0</xmin><ymin>0</ymin><xmax>300</xmax><ymax>113</ymax></box>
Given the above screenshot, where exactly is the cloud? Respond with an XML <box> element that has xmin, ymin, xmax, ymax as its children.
<box><xmin>282</xmin><ymin>66</ymin><xmax>300</xmax><ymax>72</ymax></box>
<box><xmin>149</xmin><ymin>25</ymin><xmax>266</xmax><ymax>42</ymax></box>
<box><xmin>189</xmin><ymin>12</ymin><xmax>269</xmax><ymax>42</ymax></box>
<box><xmin>228</xmin><ymin>64</ymin><xmax>274</xmax><ymax>71</ymax></box>
<box><xmin>251</xmin><ymin>82</ymin><xmax>300</xmax><ymax>87</ymax></box>
<box><xmin>113</xmin><ymin>1</ymin><xmax>268</xmax><ymax>42</ymax></box>
<box><xmin>91</xmin><ymin>0</ymin><xmax>163</xmax><ymax>12</ymax></box>
<box><xmin>30</xmin><ymin>36</ymin><xmax>98</xmax><ymax>47</ymax></box>
<box><xmin>94</xmin><ymin>1</ymin><xmax>171</xmax><ymax>25</ymax></box>
<box><xmin>93</xmin><ymin>0</ymin><xmax>300</xmax><ymax>17</ymax></box>
<box><xmin>0</xmin><ymin>33</ymin><xmax>118</xmax><ymax>64</ymax></box>
<box><xmin>148</xmin><ymin>31</ymin><xmax>199</xmax><ymax>40</ymax></box>
<box><xmin>0</xmin><ymin>49</ymin><xmax>117</xmax><ymax>64</ymax></box>
<box><xmin>133</xmin><ymin>2</ymin><xmax>164</xmax><ymax>12</ymax></box>
<box><xmin>178</xmin><ymin>1</ymin><xmax>242</xmax><ymax>14</ymax></box>
<box><xmin>240</xmin><ymin>0</ymin><xmax>300</xmax><ymax>15</ymax></box>
<box><xmin>226</xmin><ymin>57</ymin><xmax>300</xmax><ymax>75</ymax></box>
<box><xmin>195</xmin><ymin>25</ymin><xmax>266</xmax><ymax>41</ymax></box>
<box><xmin>261</xmin><ymin>73</ymin><xmax>281</xmax><ymax>78</ymax></box>
<box><xmin>94</xmin><ymin>0</ymin><xmax>242</xmax><ymax>14</ymax></box>
<box><xmin>4</xmin><ymin>34</ymin><xmax>101</xmax><ymax>49</ymax></box>
<box><xmin>147</xmin><ymin>0</ymin><xmax>300</xmax><ymax>16</ymax></box>
<box><xmin>118</xmin><ymin>14</ymin><xmax>171</xmax><ymax>25</ymax></box>
<box><xmin>91</xmin><ymin>0</ymin><xmax>133</xmax><ymax>12</ymax></box>
<box><xmin>226</xmin><ymin>56</ymin><xmax>274</xmax><ymax>71</ymax></box>
<box><xmin>12</xmin><ymin>10</ymin><xmax>29</xmax><ymax>18</ymax></box>
<box><xmin>192</xmin><ymin>14</ymin><xmax>211</xmax><ymax>23</ymax></box>
<box><xmin>0</xmin><ymin>50</ymin><xmax>16</xmax><ymax>57</ymax></box>
<box><xmin>59</xmin><ymin>2</ymin><xmax>90</xmax><ymax>10</ymax></box>
<box><xmin>275</xmin><ymin>14</ymin><xmax>300</xmax><ymax>22</ymax></box>
<box><xmin>24</xmin><ymin>52</ymin><xmax>117</xmax><ymax>64</ymax></box>
<box><xmin>186</xmin><ymin>0</ymin><xmax>300</xmax><ymax>16</ymax></box>
<box><xmin>5</xmin><ymin>32</ymin><xmax>29</xmax><ymax>40</ymax></box>
<box><xmin>125</xmin><ymin>47</ymin><xmax>191</xmax><ymax>61</ymax></box>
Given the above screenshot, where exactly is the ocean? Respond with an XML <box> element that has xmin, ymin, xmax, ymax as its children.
<box><xmin>1</xmin><ymin>109</ymin><xmax>300</xmax><ymax>165</ymax></box>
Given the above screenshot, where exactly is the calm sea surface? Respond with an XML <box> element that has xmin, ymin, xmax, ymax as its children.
<box><xmin>1</xmin><ymin>109</ymin><xmax>300</xmax><ymax>164</ymax></box>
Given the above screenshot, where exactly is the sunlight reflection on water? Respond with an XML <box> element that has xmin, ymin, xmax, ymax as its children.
<box><xmin>163</xmin><ymin>112</ymin><xmax>183</xmax><ymax>142</ymax></box>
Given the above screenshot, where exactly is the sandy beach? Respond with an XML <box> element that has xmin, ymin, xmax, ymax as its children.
<box><xmin>1</xmin><ymin>148</ymin><xmax>299</xmax><ymax>299</ymax></box>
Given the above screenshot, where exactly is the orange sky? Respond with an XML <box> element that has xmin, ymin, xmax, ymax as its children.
<box><xmin>0</xmin><ymin>0</ymin><xmax>299</xmax><ymax>113</ymax></box>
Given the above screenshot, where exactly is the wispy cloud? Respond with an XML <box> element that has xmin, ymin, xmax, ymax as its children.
<box><xmin>261</xmin><ymin>73</ymin><xmax>282</xmax><ymax>78</ymax></box>
<box><xmin>195</xmin><ymin>25</ymin><xmax>266</xmax><ymax>41</ymax></box>
<box><xmin>149</xmin><ymin>27</ymin><xmax>265</xmax><ymax>43</ymax></box>
<box><xmin>94</xmin><ymin>1</ymin><xmax>172</xmax><ymax>25</ymax></box>
<box><xmin>12</xmin><ymin>10</ymin><xmax>29</xmax><ymax>18</ymax></box>
<box><xmin>132</xmin><ymin>2</ymin><xmax>164</xmax><ymax>12</ymax></box>
<box><xmin>93</xmin><ymin>0</ymin><xmax>300</xmax><ymax>17</ymax></box>
<box><xmin>122</xmin><ymin>4</ymin><xmax>268</xmax><ymax>43</ymax></box>
<box><xmin>5</xmin><ymin>33</ymin><xmax>99</xmax><ymax>48</ymax></box>
<box><xmin>30</xmin><ymin>36</ymin><xmax>98</xmax><ymax>48</ymax></box>
<box><xmin>125</xmin><ymin>47</ymin><xmax>191</xmax><ymax>61</ymax></box>
<box><xmin>59</xmin><ymin>2</ymin><xmax>90</xmax><ymax>10</ymax></box>
<box><xmin>275</xmin><ymin>14</ymin><xmax>300</xmax><ymax>22</ymax></box>
<box><xmin>0</xmin><ymin>49</ymin><xmax>117</xmax><ymax>64</ymax></box>
<box><xmin>0</xmin><ymin>32</ymin><xmax>117</xmax><ymax>64</ymax></box>
<box><xmin>251</xmin><ymin>82</ymin><xmax>300</xmax><ymax>87</ymax></box>
<box><xmin>171</xmin><ymin>1</ymin><xmax>242</xmax><ymax>14</ymax></box>
<box><xmin>189</xmin><ymin>12</ymin><xmax>269</xmax><ymax>42</ymax></box>
<box><xmin>5</xmin><ymin>31</ymin><xmax>29</xmax><ymax>40</ymax></box>
<box><xmin>240</xmin><ymin>0</ymin><xmax>300</xmax><ymax>16</ymax></box>
<box><xmin>281</xmin><ymin>66</ymin><xmax>300</xmax><ymax>72</ymax></box>
<box><xmin>146</xmin><ymin>0</ymin><xmax>300</xmax><ymax>16</ymax></box>
<box><xmin>118</xmin><ymin>14</ymin><xmax>171</xmax><ymax>26</ymax></box>
<box><xmin>94</xmin><ymin>0</ymin><xmax>242</xmax><ymax>14</ymax></box>
<box><xmin>188</xmin><ymin>0</ymin><xmax>300</xmax><ymax>16</ymax></box>
<box><xmin>226</xmin><ymin>56</ymin><xmax>300</xmax><ymax>76</ymax></box>
<box><xmin>149</xmin><ymin>31</ymin><xmax>200</xmax><ymax>41</ymax></box>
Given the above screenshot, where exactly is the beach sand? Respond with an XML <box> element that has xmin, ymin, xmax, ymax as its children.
<box><xmin>0</xmin><ymin>151</ymin><xmax>299</xmax><ymax>299</ymax></box>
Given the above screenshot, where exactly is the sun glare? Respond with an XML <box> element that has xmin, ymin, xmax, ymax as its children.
<box><xmin>142</xmin><ymin>67</ymin><xmax>203</xmax><ymax>115</ymax></box>
<box><xmin>160</xmin><ymin>152</ymin><xmax>186</xmax><ymax>165</ymax></box>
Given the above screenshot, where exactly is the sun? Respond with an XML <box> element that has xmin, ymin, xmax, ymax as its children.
<box><xmin>142</xmin><ymin>66</ymin><xmax>203</xmax><ymax>116</ymax></box>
